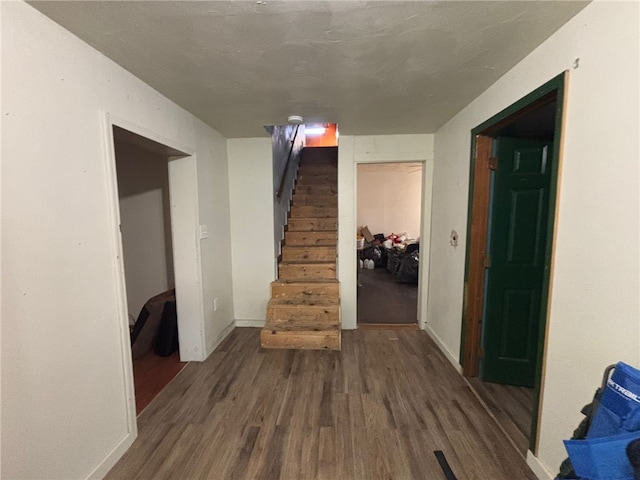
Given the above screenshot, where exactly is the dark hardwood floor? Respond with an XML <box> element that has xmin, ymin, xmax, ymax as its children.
<box><xmin>108</xmin><ymin>328</ymin><xmax>536</xmax><ymax>480</ymax></box>
<box><xmin>133</xmin><ymin>350</ymin><xmax>187</xmax><ymax>414</ymax></box>
<box><xmin>357</xmin><ymin>267</ymin><xmax>418</xmax><ymax>324</ymax></box>
<box><xmin>466</xmin><ymin>377</ymin><xmax>534</xmax><ymax>456</ymax></box>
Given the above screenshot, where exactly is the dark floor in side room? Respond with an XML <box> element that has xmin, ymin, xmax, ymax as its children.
<box><xmin>133</xmin><ymin>350</ymin><xmax>187</xmax><ymax>414</ymax></box>
<box><xmin>466</xmin><ymin>377</ymin><xmax>534</xmax><ymax>455</ymax></box>
<box><xmin>358</xmin><ymin>267</ymin><xmax>418</xmax><ymax>324</ymax></box>
<box><xmin>107</xmin><ymin>328</ymin><xmax>537</xmax><ymax>480</ymax></box>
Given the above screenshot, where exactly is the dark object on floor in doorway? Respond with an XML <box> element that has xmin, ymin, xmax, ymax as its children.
<box><xmin>360</xmin><ymin>245</ymin><xmax>386</xmax><ymax>268</ymax></box>
<box><xmin>395</xmin><ymin>249</ymin><xmax>419</xmax><ymax>285</ymax></box>
<box><xmin>557</xmin><ymin>362</ymin><xmax>640</xmax><ymax>480</ymax></box>
<box><xmin>130</xmin><ymin>289</ymin><xmax>176</xmax><ymax>359</ymax></box>
<box><xmin>154</xmin><ymin>298</ymin><xmax>179</xmax><ymax>356</ymax></box>
<box><xmin>434</xmin><ymin>450</ymin><xmax>458</xmax><ymax>480</ymax></box>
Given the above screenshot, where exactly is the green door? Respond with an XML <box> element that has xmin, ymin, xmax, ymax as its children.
<box><xmin>482</xmin><ymin>137</ymin><xmax>553</xmax><ymax>387</ymax></box>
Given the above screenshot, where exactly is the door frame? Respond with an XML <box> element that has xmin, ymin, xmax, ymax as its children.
<box><xmin>101</xmin><ymin>112</ymin><xmax>206</xmax><ymax>437</ymax></box>
<box><xmin>459</xmin><ymin>72</ymin><xmax>568</xmax><ymax>452</ymax></box>
<box><xmin>354</xmin><ymin>159</ymin><xmax>433</xmax><ymax>328</ymax></box>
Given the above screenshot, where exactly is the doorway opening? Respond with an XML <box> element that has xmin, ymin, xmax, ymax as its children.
<box><xmin>112</xmin><ymin>126</ymin><xmax>189</xmax><ymax>413</ymax></box>
<box><xmin>461</xmin><ymin>73</ymin><xmax>567</xmax><ymax>454</ymax></box>
<box><xmin>356</xmin><ymin>162</ymin><xmax>423</xmax><ymax>327</ymax></box>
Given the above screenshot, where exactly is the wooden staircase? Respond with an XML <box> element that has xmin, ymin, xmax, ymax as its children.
<box><xmin>260</xmin><ymin>147</ymin><xmax>341</xmax><ymax>350</ymax></box>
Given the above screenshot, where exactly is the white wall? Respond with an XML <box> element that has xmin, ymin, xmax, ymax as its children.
<box><xmin>115</xmin><ymin>142</ymin><xmax>174</xmax><ymax>320</ymax></box>
<box><xmin>227</xmin><ymin>137</ymin><xmax>275</xmax><ymax>326</ymax></box>
<box><xmin>357</xmin><ymin>162</ymin><xmax>423</xmax><ymax>240</ymax></box>
<box><xmin>429</xmin><ymin>1</ymin><xmax>639</xmax><ymax>476</ymax></box>
<box><xmin>1</xmin><ymin>3</ymin><xmax>235</xmax><ymax>479</ymax></box>
<box><xmin>338</xmin><ymin>135</ymin><xmax>434</xmax><ymax>330</ymax></box>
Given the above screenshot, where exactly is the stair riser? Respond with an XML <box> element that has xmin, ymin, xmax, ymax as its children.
<box><xmin>300</xmin><ymin>157</ymin><xmax>337</xmax><ymax>166</ymax></box>
<box><xmin>279</xmin><ymin>264</ymin><xmax>336</xmax><ymax>280</ymax></box>
<box><xmin>267</xmin><ymin>306</ymin><xmax>339</xmax><ymax>324</ymax></box>
<box><xmin>292</xmin><ymin>195</ymin><xmax>337</xmax><ymax>207</ymax></box>
<box><xmin>295</xmin><ymin>187</ymin><xmax>338</xmax><ymax>196</ymax></box>
<box><xmin>271</xmin><ymin>283</ymin><xmax>340</xmax><ymax>298</ymax></box>
<box><xmin>285</xmin><ymin>231</ymin><xmax>337</xmax><ymax>246</ymax></box>
<box><xmin>290</xmin><ymin>206</ymin><xmax>337</xmax><ymax>218</ymax></box>
<box><xmin>287</xmin><ymin>218</ymin><xmax>337</xmax><ymax>231</ymax></box>
<box><xmin>260</xmin><ymin>330</ymin><xmax>340</xmax><ymax>350</ymax></box>
<box><xmin>298</xmin><ymin>167</ymin><xmax>337</xmax><ymax>176</ymax></box>
<box><xmin>282</xmin><ymin>247</ymin><xmax>336</xmax><ymax>262</ymax></box>
<box><xmin>296</xmin><ymin>175</ymin><xmax>337</xmax><ymax>185</ymax></box>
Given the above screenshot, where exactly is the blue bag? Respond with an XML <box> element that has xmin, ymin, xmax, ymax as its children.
<box><xmin>563</xmin><ymin>362</ymin><xmax>640</xmax><ymax>480</ymax></box>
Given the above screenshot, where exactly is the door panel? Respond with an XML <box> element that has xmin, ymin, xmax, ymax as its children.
<box><xmin>482</xmin><ymin>137</ymin><xmax>552</xmax><ymax>387</ymax></box>
<box><xmin>506</xmin><ymin>189</ymin><xmax>545</xmax><ymax>265</ymax></box>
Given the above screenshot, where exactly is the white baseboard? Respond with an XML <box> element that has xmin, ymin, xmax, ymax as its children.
<box><xmin>423</xmin><ymin>323</ymin><xmax>463</xmax><ymax>374</ymax></box>
<box><xmin>235</xmin><ymin>319</ymin><xmax>265</xmax><ymax>328</ymax></box>
<box><xmin>86</xmin><ymin>430</ymin><xmax>136</xmax><ymax>480</ymax></box>
<box><xmin>206</xmin><ymin>321</ymin><xmax>235</xmax><ymax>356</ymax></box>
<box><xmin>526</xmin><ymin>451</ymin><xmax>554</xmax><ymax>480</ymax></box>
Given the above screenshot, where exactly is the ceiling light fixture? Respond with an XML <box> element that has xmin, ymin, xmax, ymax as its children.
<box><xmin>305</xmin><ymin>127</ymin><xmax>326</xmax><ymax>136</ymax></box>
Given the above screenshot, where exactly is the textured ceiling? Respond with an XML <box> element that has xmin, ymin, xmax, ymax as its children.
<box><xmin>29</xmin><ymin>1</ymin><xmax>589</xmax><ymax>138</ymax></box>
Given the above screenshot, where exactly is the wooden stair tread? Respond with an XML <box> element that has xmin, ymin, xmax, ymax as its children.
<box><xmin>283</xmin><ymin>245</ymin><xmax>335</xmax><ymax>250</ymax></box>
<box><xmin>295</xmin><ymin>186</ymin><xmax>337</xmax><ymax>191</ymax></box>
<box><xmin>272</xmin><ymin>278</ymin><xmax>339</xmax><ymax>284</ymax></box>
<box><xmin>285</xmin><ymin>230</ymin><xmax>338</xmax><ymax>233</ymax></box>
<box><xmin>284</xmin><ymin>231</ymin><xmax>337</xmax><ymax>245</ymax></box>
<box><xmin>263</xmin><ymin>323</ymin><xmax>339</xmax><ymax>333</ymax></box>
<box><xmin>288</xmin><ymin>217</ymin><xmax>337</xmax><ymax>224</ymax></box>
<box><xmin>268</xmin><ymin>296</ymin><xmax>339</xmax><ymax>306</ymax></box>
<box><xmin>288</xmin><ymin>220</ymin><xmax>337</xmax><ymax>226</ymax></box>
<box><xmin>271</xmin><ymin>279</ymin><xmax>340</xmax><ymax>299</ymax></box>
<box><xmin>279</xmin><ymin>260</ymin><xmax>335</xmax><ymax>265</ymax></box>
<box><xmin>260</xmin><ymin>326</ymin><xmax>341</xmax><ymax>350</ymax></box>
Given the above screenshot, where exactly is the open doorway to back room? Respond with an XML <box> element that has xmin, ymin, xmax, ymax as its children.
<box><xmin>112</xmin><ymin>126</ymin><xmax>188</xmax><ymax>414</ymax></box>
<box><xmin>356</xmin><ymin>162</ymin><xmax>422</xmax><ymax>326</ymax></box>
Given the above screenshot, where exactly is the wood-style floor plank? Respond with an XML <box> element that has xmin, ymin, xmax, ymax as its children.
<box><xmin>106</xmin><ymin>328</ymin><xmax>537</xmax><ymax>480</ymax></box>
<box><xmin>467</xmin><ymin>377</ymin><xmax>534</xmax><ymax>455</ymax></box>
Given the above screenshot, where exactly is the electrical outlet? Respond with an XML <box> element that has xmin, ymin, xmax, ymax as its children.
<box><xmin>213</xmin><ymin>298</ymin><xmax>219</xmax><ymax>311</ymax></box>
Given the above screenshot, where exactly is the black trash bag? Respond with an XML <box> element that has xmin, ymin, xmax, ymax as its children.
<box><xmin>361</xmin><ymin>246</ymin><xmax>385</xmax><ymax>267</ymax></box>
<box><xmin>387</xmin><ymin>248</ymin><xmax>402</xmax><ymax>275</ymax></box>
<box><xmin>376</xmin><ymin>247</ymin><xmax>388</xmax><ymax>268</ymax></box>
<box><xmin>405</xmin><ymin>243</ymin><xmax>419</xmax><ymax>255</ymax></box>
<box><xmin>395</xmin><ymin>250</ymin><xmax>419</xmax><ymax>284</ymax></box>
<box><xmin>154</xmin><ymin>299</ymin><xmax>179</xmax><ymax>356</ymax></box>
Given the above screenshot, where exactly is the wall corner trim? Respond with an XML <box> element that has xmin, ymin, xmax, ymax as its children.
<box><xmin>85</xmin><ymin>432</ymin><xmax>136</xmax><ymax>480</ymax></box>
<box><xmin>206</xmin><ymin>321</ymin><xmax>236</xmax><ymax>357</ymax></box>
<box><xmin>424</xmin><ymin>323</ymin><xmax>463</xmax><ymax>374</ymax></box>
<box><xmin>526</xmin><ymin>450</ymin><xmax>554</xmax><ymax>480</ymax></box>
<box><xmin>235</xmin><ymin>319</ymin><xmax>266</xmax><ymax>328</ymax></box>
